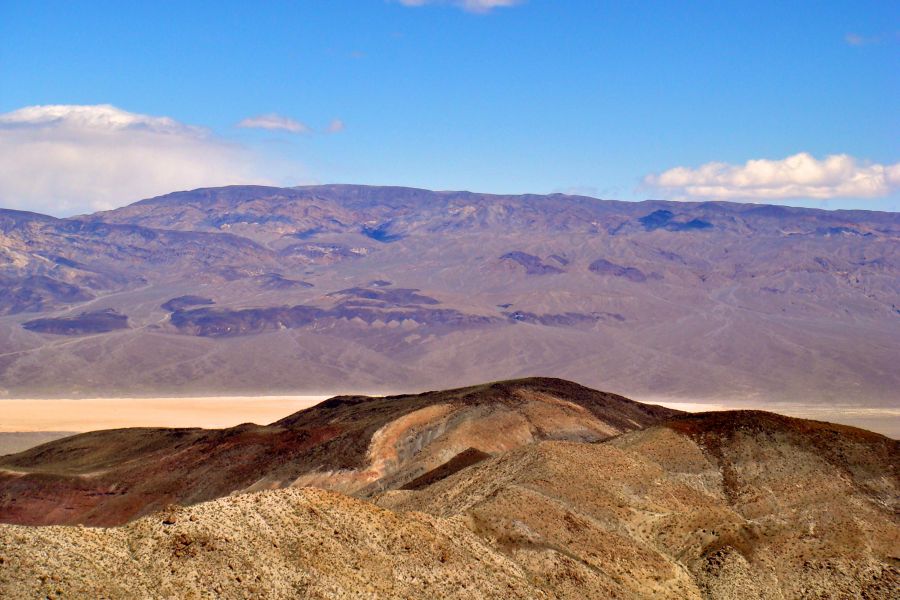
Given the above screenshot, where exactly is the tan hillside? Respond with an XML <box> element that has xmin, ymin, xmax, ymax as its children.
<box><xmin>378</xmin><ymin>412</ymin><xmax>899</xmax><ymax>599</ymax></box>
<box><xmin>0</xmin><ymin>487</ymin><xmax>548</xmax><ymax>599</ymax></box>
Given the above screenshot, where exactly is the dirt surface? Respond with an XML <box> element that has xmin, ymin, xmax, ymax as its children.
<box><xmin>0</xmin><ymin>396</ymin><xmax>327</xmax><ymax>431</ymax></box>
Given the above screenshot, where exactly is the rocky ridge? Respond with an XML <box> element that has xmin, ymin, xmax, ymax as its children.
<box><xmin>0</xmin><ymin>378</ymin><xmax>677</xmax><ymax>526</ymax></box>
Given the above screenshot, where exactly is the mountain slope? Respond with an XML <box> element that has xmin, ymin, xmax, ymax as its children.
<box><xmin>0</xmin><ymin>431</ymin><xmax>78</xmax><ymax>456</ymax></box>
<box><xmin>377</xmin><ymin>412</ymin><xmax>899</xmax><ymax>599</ymax></box>
<box><xmin>0</xmin><ymin>378</ymin><xmax>678</xmax><ymax>526</ymax></box>
<box><xmin>0</xmin><ymin>487</ymin><xmax>550</xmax><ymax>600</ymax></box>
<box><xmin>1</xmin><ymin>185</ymin><xmax>898</xmax><ymax>414</ymax></box>
<box><xmin>0</xmin><ymin>206</ymin><xmax>275</xmax><ymax>316</ymax></box>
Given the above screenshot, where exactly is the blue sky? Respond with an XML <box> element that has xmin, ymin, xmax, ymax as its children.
<box><xmin>0</xmin><ymin>0</ymin><xmax>897</xmax><ymax>215</ymax></box>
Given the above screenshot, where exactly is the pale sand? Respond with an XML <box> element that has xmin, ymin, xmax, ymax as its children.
<box><xmin>0</xmin><ymin>396</ymin><xmax>330</xmax><ymax>432</ymax></box>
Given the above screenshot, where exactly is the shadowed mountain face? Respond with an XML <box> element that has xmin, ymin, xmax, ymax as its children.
<box><xmin>0</xmin><ymin>380</ymin><xmax>896</xmax><ymax>599</ymax></box>
<box><xmin>0</xmin><ymin>185</ymin><xmax>898</xmax><ymax>409</ymax></box>
<box><xmin>0</xmin><ymin>378</ymin><xmax>678</xmax><ymax>526</ymax></box>
<box><xmin>23</xmin><ymin>308</ymin><xmax>128</xmax><ymax>335</ymax></box>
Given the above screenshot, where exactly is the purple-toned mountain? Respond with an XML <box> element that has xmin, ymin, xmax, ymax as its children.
<box><xmin>0</xmin><ymin>208</ymin><xmax>277</xmax><ymax>315</ymax></box>
<box><xmin>0</xmin><ymin>185</ymin><xmax>897</xmax><ymax>416</ymax></box>
<box><xmin>90</xmin><ymin>184</ymin><xmax>899</xmax><ymax>241</ymax></box>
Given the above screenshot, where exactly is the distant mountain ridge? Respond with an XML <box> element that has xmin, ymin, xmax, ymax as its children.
<box><xmin>89</xmin><ymin>184</ymin><xmax>900</xmax><ymax>242</ymax></box>
<box><xmin>0</xmin><ymin>184</ymin><xmax>898</xmax><ymax>408</ymax></box>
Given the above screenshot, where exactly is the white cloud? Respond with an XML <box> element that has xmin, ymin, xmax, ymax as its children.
<box><xmin>326</xmin><ymin>119</ymin><xmax>345</xmax><ymax>133</ymax></box>
<box><xmin>0</xmin><ymin>104</ymin><xmax>280</xmax><ymax>216</ymax></box>
<box><xmin>236</xmin><ymin>113</ymin><xmax>310</xmax><ymax>133</ymax></box>
<box><xmin>396</xmin><ymin>0</ymin><xmax>522</xmax><ymax>13</ymax></box>
<box><xmin>643</xmin><ymin>153</ymin><xmax>900</xmax><ymax>202</ymax></box>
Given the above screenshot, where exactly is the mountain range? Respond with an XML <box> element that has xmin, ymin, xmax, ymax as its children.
<box><xmin>1</xmin><ymin>184</ymin><xmax>897</xmax><ymax>412</ymax></box>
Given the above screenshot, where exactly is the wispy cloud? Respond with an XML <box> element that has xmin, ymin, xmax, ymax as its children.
<box><xmin>326</xmin><ymin>119</ymin><xmax>345</xmax><ymax>134</ymax></box>
<box><xmin>643</xmin><ymin>153</ymin><xmax>900</xmax><ymax>202</ymax></box>
<box><xmin>845</xmin><ymin>32</ymin><xmax>880</xmax><ymax>46</ymax></box>
<box><xmin>396</xmin><ymin>0</ymin><xmax>522</xmax><ymax>14</ymax></box>
<box><xmin>844</xmin><ymin>31</ymin><xmax>899</xmax><ymax>46</ymax></box>
<box><xmin>0</xmin><ymin>104</ymin><xmax>290</xmax><ymax>216</ymax></box>
<box><xmin>237</xmin><ymin>113</ymin><xmax>310</xmax><ymax>133</ymax></box>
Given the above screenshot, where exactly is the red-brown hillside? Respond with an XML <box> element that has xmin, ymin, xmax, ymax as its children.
<box><xmin>0</xmin><ymin>378</ymin><xmax>677</xmax><ymax>526</ymax></box>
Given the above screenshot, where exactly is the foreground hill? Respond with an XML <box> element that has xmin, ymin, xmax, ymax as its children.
<box><xmin>1</xmin><ymin>405</ymin><xmax>896</xmax><ymax>598</ymax></box>
<box><xmin>0</xmin><ymin>487</ymin><xmax>547</xmax><ymax>599</ymax></box>
<box><xmin>0</xmin><ymin>378</ymin><xmax>677</xmax><ymax>526</ymax></box>
<box><xmin>1</xmin><ymin>185</ymin><xmax>898</xmax><ymax>412</ymax></box>
<box><xmin>380</xmin><ymin>412</ymin><xmax>898</xmax><ymax>598</ymax></box>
